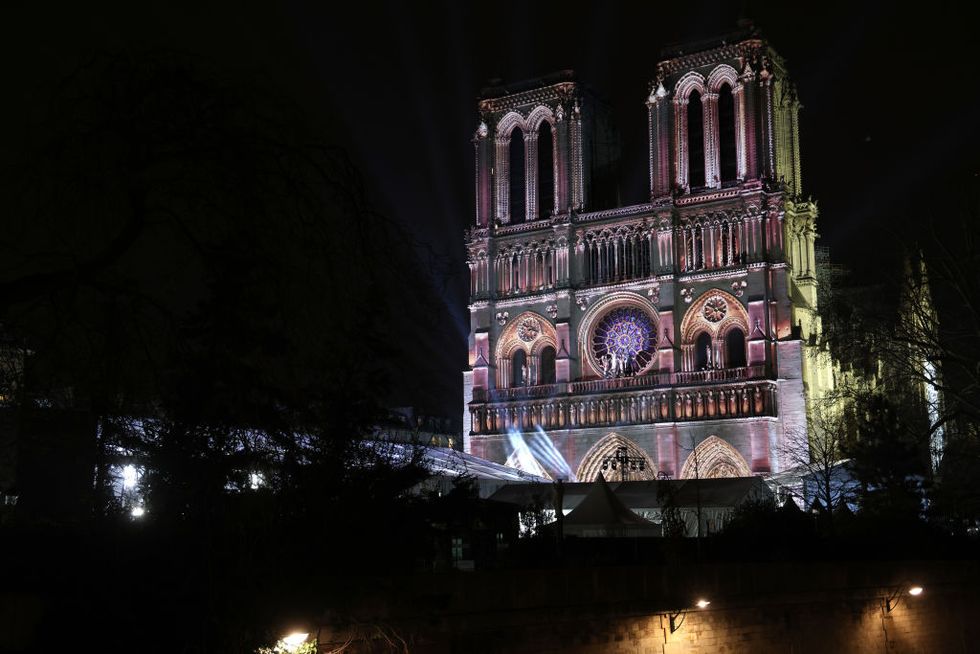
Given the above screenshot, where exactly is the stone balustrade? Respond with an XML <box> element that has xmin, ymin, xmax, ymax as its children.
<box><xmin>469</xmin><ymin>377</ymin><xmax>776</xmax><ymax>435</ymax></box>
<box><xmin>471</xmin><ymin>365</ymin><xmax>765</xmax><ymax>403</ymax></box>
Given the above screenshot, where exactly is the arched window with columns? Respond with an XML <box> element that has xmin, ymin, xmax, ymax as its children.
<box><xmin>495</xmin><ymin>312</ymin><xmax>559</xmax><ymax>389</ymax></box>
<box><xmin>509</xmin><ymin>127</ymin><xmax>526</xmax><ymax>223</ymax></box>
<box><xmin>679</xmin><ymin>290</ymin><xmax>750</xmax><ymax>372</ymax></box>
<box><xmin>687</xmin><ymin>90</ymin><xmax>705</xmax><ymax>188</ymax></box>
<box><xmin>705</xmin><ymin>64</ymin><xmax>745</xmax><ymax>185</ymax></box>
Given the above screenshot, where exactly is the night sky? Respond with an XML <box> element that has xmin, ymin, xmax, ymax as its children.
<box><xmin>7</xmin><ymin>1</ymin><xmax>978</xmax><ymax>425</ymax></box>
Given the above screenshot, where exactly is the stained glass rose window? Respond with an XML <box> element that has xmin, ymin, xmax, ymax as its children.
<box><xmin>592</xmin><ymin>306</ymin><xmax>656</xmax><ymax>374</ymax></box>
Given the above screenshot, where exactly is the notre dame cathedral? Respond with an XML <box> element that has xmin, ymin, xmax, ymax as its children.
<box><xmin>462</xmin><ymin>33</ymin><xmax>831</xmax><ymax>482</ymax></box>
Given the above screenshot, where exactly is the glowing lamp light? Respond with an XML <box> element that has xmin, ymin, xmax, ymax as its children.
<box><xmin>130</xmin><ymin>506</ymin><xmax>146</xmax><ymax>518</ymax></box>
<box><xmin>695</xmin><ymin>599</ymin><xmax>711</xmax><ymax>609</ymax></box>
<box><xmin>886</xmin><ymin>584</ymin><xmax>925</xmax><ymax>611</ymax></box>
<box><xmin>280</xmin><ymin>632</ymin><xmax>309</xmax><ymax>652</ymax></box>
<box><xmin>122</xmin><ymin>465</ymin><xmax>138</xmax><ymax>489</ymax></box>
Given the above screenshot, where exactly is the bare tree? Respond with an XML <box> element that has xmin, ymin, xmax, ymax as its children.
<box><xmin>778</xmin><ymin>397</ymin><xmax>859</xmax><ymax>515</ymax></box>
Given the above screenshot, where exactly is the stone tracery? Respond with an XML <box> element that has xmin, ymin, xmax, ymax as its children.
<box><xmin>495</xmin><ymin>311</ymin><xmax>558</xmax><ymax>388</ymax></box>
<box><xmin>578</xmin><ymin>292</ymin><xmax>659</xmax><ymax>378</ymax></box>
<box><xmin>679</xmin><ymin>290</ymin><xmax>749</xmax><ymax>371</ymax></box>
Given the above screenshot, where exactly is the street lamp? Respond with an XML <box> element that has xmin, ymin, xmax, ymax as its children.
<box><xmin>668</xmin><ymin>597</ymin><xmax>712</xmax><ymax>632</ymax></box>
<box><xmin>886</xmin><ymin>584</ymin><xmax>924</xmax><ymax>612</ymax></box>
<box><xmin>600</xmin><ymin>445</ymin><xmax>646</xmax><ymax>482</ymax></box>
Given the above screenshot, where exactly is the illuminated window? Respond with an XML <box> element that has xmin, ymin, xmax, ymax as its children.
<box><xmin>592</xmin><ymin>306</ymin><xmax>656</xmax><ymax>375</ymax></box>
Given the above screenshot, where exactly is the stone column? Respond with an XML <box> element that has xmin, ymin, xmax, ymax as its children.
<box><xmin>703</xmin><ymin>91</ymin><xmax>720</xmax><ymax>189</ymax></box>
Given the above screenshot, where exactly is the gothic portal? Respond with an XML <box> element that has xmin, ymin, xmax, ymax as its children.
<box><xmin>462</xmin><ymin>33</ymin><xmax>829</xmax><ymax>482</ymax></box>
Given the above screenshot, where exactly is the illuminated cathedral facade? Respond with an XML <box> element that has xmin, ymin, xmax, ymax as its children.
<box><xmin>462</xmin><ymin>35</ymin><xmax>830</xmax><ymax>482</ymax></box>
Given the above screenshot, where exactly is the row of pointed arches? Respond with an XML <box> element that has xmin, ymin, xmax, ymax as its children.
<box><xmin>569</xmin><ymin>433</ymin><xmax>752</xmax><ymax>482</ymax></box>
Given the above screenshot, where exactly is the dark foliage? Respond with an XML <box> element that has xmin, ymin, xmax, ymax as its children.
<box><xmin>0</xmin><ymin>52</ymin><xmax>440</xmax><ymax>653</ymax></box>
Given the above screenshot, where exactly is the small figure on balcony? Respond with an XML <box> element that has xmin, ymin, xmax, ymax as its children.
<box><xmin>522</xmin><ymin>360</ymin><xmax>531</xmax><ymax>387</ymax></box>
<box><xmin>600</xmin><ymin>353</ymin><xmax>611</xmax><ymax>378</ymax></box>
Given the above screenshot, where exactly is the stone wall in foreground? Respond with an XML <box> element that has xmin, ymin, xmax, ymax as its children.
<box><xmin>314</xmin><ymin>560</ymin><xmax>980</xmax><ymax>653</ymax></box>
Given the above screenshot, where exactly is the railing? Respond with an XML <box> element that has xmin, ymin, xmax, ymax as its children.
<box><xmin>568</xmin><ymin>372</ymin><xmax>672</xmax><ymax>394</ymax></box>
<box><xmin>674</xmin><ymin>365</ymin><xmax>765</xmax><ymax>385</ymax></box>
<box><xmin>468</xmin><ymin>379</ymin><xmax>778</xmax><ymax>435</ymax></box>
<box><xmin>471</xmin><ymin>366</ymin><xmax>766</xmax><ymax>404</ymax></box>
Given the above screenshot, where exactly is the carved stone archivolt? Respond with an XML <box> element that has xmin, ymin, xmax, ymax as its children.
<box><xmin>679</xmin><ymin>289</ymin><xmax>748</xmax><ymax>344</ymax></box>
<box><xmin>576</xmin><ymin>433</ymin><xmax>657</xmax><ymax>483</ymax></box>
<box><xmin>679</xmin><ymin>435</ymin><xmax>752</xmax><ymax>479</ymax></box>
<box><xmin>494</xmin><ymin>310</ymin><xmax>558</xmax><ymax>373</ymax></box>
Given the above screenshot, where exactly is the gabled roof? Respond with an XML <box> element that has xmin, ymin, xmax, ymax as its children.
<box><xmin>564</xmin><ymin>474</ymin><xmax>653</xmax><ymax>526</ymax></box>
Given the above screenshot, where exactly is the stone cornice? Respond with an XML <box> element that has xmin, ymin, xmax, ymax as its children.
<box><xmin>479</xmin><ymin>81</ymin><xmax>577</xmax><ymax>114</ymax></box>
<box><xmin>576</xmin><ymin>203</ymin><xmax>654</xmax><ymax>224</ymax></box>
<box><xmin>677</xmin><ymin>268</ymin><xmax>750</xmax><ymax>284</ymax></box>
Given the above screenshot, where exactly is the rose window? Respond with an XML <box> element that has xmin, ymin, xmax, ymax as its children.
<box><xmin>591</xmin><ymin>307</ymin><xmax>656</xmax><ymax>374</ymax></box>
<box><xmin>702</xmin><ymin>296</ymin><xmax>728</xmax><ymax>323</ymax></box>
<box><xmin>517</xmin><ymin>317</ymin><xmax>541</xmax><ymax>342</ymax></box>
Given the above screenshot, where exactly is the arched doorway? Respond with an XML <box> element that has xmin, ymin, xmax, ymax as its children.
<box><xmin>679</xmin><ymin>435</ymin><xmax>752</xmax><ymax>479</ymax></box>
<box><xmin>575</xmin><ymin>433</ymin><xmax>657</xmax><ymax>482</ymax></box>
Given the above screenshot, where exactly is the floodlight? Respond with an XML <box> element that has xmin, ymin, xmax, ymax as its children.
<box><xmin>280</xmin><ymin>632</ymin><xmax>309</xmax><ymax>652</ymax></box>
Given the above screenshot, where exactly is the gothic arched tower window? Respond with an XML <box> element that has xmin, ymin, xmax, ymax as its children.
<box><xmin>512</xmin><ymin>349</ymin><xmax>527</xmax><ymax>387</ymax></box>
<box><xmin>687</xmin><ymin>91</ymin><xmax>705</xmax><ymax>189</ymax></box>
<box><xmin>726</xmin><ymin>327</ymin><xmax>746</xmax><ymax>368</ymax></box>
<box><xmin>540</xmin><ymin>346</ymin><xmax>556</xmax><ymax>385</ymax></box>
<box><xmin>509</xmin><ymin>128</ymin><xmax>526</xmax><ymax>223</ymax></box>
<box><xmin>718</xmin><ymin>83</ymin><xmax>737</xmax><ymax>184</ymax></box>
<box><xmin>537</xmin><ymin>121</ymin><xmax>554</xmax><ymax>219</ymax></box>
